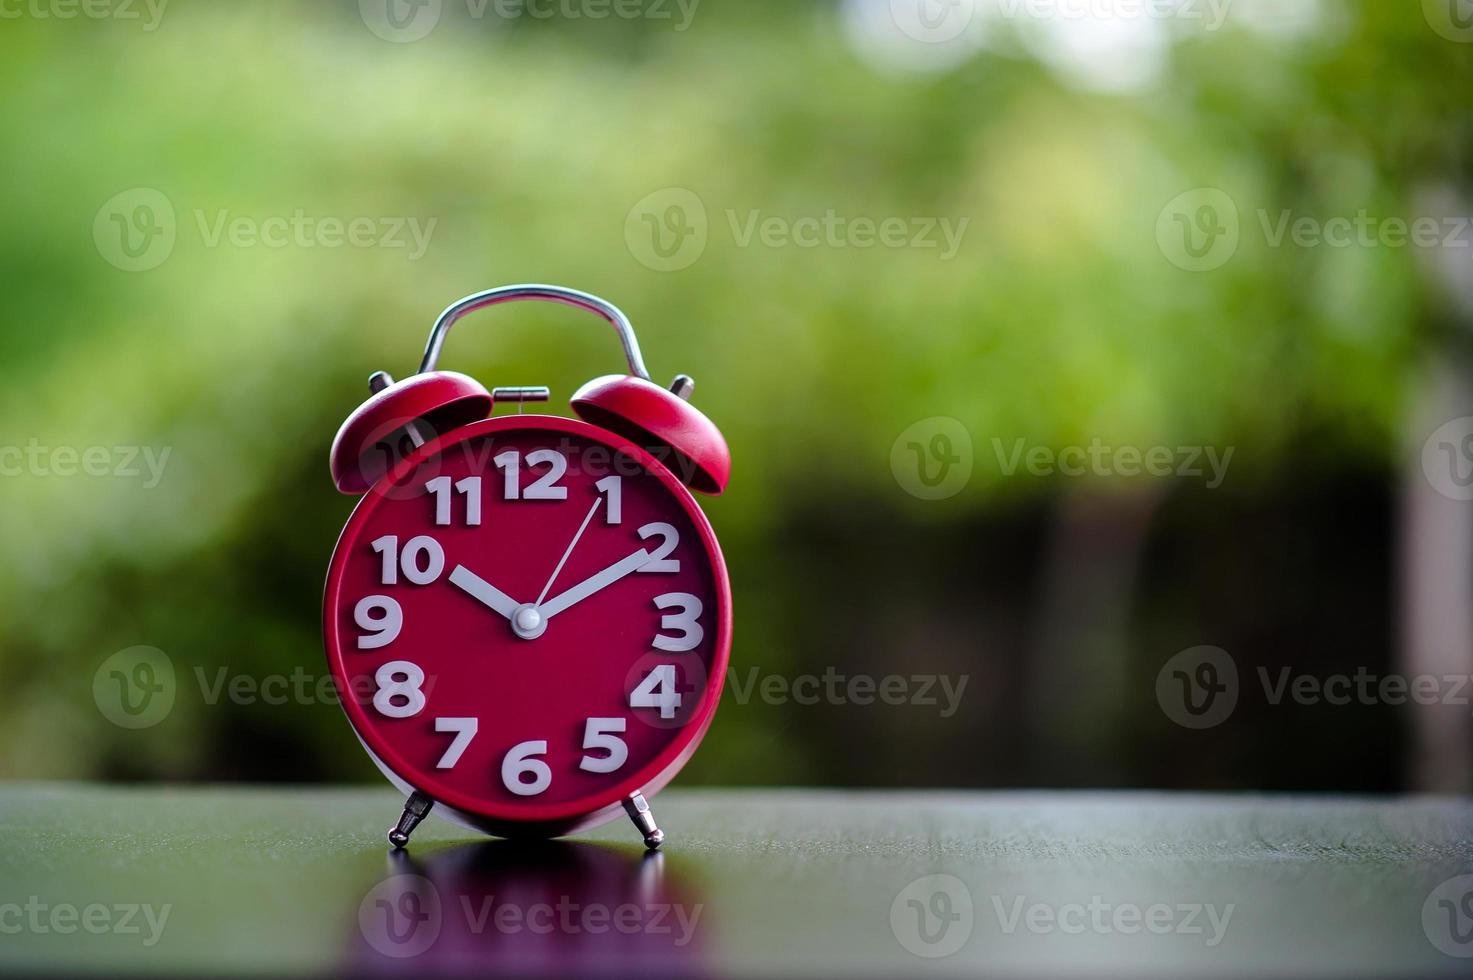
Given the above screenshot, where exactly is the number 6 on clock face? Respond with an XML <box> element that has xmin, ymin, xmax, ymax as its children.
<box><xmin>324</xmin><ymin>416</ymin><xmax>731</xmax><ymax>839</ymax></box>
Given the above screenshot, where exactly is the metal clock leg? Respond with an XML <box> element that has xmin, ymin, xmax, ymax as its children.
<box><xmin>623</xmin><ymin>792</ymin><xmax>665</xmax><ymax>850</ymax></box>
<box><xmin>388</xmin><ymin>791</ymin><xmax>435</xmax><ymax>849</ymax></box>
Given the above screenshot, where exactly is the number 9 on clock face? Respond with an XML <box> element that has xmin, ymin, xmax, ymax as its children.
<box><xmin>323</xmin><ymin>416</ymin><xmax>732</xmax><ymax>836</ymax></box>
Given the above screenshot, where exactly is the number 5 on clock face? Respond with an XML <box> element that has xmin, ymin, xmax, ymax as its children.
<box><xmin>323</xmin><ymin>417</ymin><xmax>731</xmax><ymax>835</ymax></box>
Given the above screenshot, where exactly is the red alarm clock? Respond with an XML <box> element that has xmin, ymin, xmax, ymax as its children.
<box><xmin>324</xmin><ymin>285</ymin><xmax>732</xmax><ymax>850</ymax></box>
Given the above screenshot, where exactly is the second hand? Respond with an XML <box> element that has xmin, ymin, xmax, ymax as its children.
<box><xmin>535</xmin><ymin>496</ymin><xmax>604</xmax><ymax>609</ymax></box>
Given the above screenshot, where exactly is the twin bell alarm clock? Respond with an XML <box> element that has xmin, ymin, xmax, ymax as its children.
<box><xmin>323</xmin><ymin>285</ymin><xmax>731</xmax><ymax>850</ymax></box>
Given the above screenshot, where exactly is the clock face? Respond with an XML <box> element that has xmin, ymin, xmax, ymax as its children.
<box><xmin>324</xmin><ymin>415</ymin><xmax>730</xmax><ymax>827</ymax></box>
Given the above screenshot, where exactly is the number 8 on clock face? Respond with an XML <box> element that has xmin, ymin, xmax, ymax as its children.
<box><xmin>325</xmin><ymin>415</ymin><xmax>731</xmax><ymax>839</ymax></box>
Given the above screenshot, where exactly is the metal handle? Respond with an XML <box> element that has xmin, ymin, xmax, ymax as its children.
<box><xmin>418</xmin><ymin>284</ymin><xmax>652</xmax><ymax>381</ymax></box>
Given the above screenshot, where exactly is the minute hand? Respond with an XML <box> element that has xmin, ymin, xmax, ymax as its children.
<box><xmin>538</xmin><ymin>549</ymin><xmax>651</xmax><ymax>620</ymax></box>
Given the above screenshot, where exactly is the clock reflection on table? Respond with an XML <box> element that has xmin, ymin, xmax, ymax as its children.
<box><xmin>348</xmin><ymin>839</ymin><xmax>711</xmax><ymax>976</ymax></box>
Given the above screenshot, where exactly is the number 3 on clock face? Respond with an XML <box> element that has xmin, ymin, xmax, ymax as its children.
<box><xmin>323</xmin><ymin>416</ymin><xmax>732</xmax><ymax>837</ymax></box>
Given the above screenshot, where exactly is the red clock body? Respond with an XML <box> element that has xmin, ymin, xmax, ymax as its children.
<box><xmin>324</xmin><ymin>414</ymin><xmax>731</xmax><ymax>839</ymax></box>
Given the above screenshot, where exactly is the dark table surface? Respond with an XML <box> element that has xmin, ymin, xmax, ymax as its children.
<box><xmin>1</xmin><ymin>784</ymin><xmax>1471</xmax><ymax>977</ymax></box>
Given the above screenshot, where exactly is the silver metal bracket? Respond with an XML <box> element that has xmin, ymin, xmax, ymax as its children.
<box><xmin>492</xmin><ymin>386</ymin><xmax>551</xmax><ymax>407</ymax></box>
<box><xmin>623</xmin><ymin>791</ymin><xmax>665</xmax><ymax>850</ymax></box>
<box><xmin>388</xmin><ymin>791</ymin><xmax>435</xmax><ymax>849</ymax></box>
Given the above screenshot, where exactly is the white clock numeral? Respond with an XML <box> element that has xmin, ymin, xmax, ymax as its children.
<box><xmin>525</xmin><ymin>449</ymin><xmax>569</xmax><ymax>499</ymax></box>
<box><xmin>354</xmin><ymin>595</ymin><xmax>403</xmax><ymax>649</ymax></box>
<box><xmin>369</xmin><ymin>535</ymin><xmax>445</xmax><ymax>586</ymax></box>
<box><xmin>493</xmin><ymin>451</ymin><xmax>520</xmax><ymax>500</ymax></box>
<box><xmin>595</xmin><ymin>475</ymin><xmax>623</xmax><ymax>525</ymax></box>
<box><xmin>637</xmin><ymin>522</ymin><xmax>680</xmax><ymax>573</ymax></box>
<box><xmin>401</xmin><ymin>536</ymin><xmax>445</xmax><ymax>584</ymax></box>
<box><xmin>501</xmin><ymin>740</ymin><xmax>552</xmax><ymax>796</ymax></box>
<box><xmin>371</xmin><ymin>537</ymin><xmax>397</xmax><ymax>585</ymax></box>
<box><xmin>492</xmin><ymin>450</ymin><xmax>569</xmax><ymax>501</ymax></box>
<box><xmin>426</xmin><ymin>476</ymin><xmax>481</xmax><ymax>526</ymax></box>
<box><xmin>434</xmin><ymin>717</ymin><xmax>477</xmax><ymax>769</ymax></box>
<box><xmin>653</xmin><ymin>593</ymin><xmax>704</xmax><ymax>652</ymax></box>
<box><xmin>579</xmin><ymin>717</ymin><xmax>629</xmax><ymax>773</ymax></box>
<box><xmin>373</xmin><ymin>661</ymin><xmax>426</xmax><ymax>718</ymax></box>
<box><xmin>630</xmin><ymin>664</ymin><xmax>682</xmax><ymax>719</ymax></box>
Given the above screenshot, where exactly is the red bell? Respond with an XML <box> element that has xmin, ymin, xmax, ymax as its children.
<box><xmin>572</xmin><ymin>375</ymin><xmax>730</xmax><ymax>495</ymax></box>
<box><xmin>329</xmin><ymin>371</ymin><xmax>491</xmax><ymax>494</ymax></box>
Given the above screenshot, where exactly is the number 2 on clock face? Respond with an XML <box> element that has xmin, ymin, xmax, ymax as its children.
<box><xmin>326</xmin><ymin>422</ymin><xmax>727</xmax><ymax>818</ymax></box>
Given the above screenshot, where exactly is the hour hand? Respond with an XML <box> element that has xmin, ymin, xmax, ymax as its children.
<box><xmin>448</xmin><ymin>564</ymin><xmax>520</xmax><ymax>621</ymax></box>
<box><xmin>538</xmin><ymin>549</ymin><xmax>652</xmax><ymax>620</ymax></box>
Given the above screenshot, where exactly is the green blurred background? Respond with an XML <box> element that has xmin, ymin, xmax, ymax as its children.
<box><xmin>2</xmin><ymin>0</ymin><xmax>1471</xmax><ymax>793</ymax></box>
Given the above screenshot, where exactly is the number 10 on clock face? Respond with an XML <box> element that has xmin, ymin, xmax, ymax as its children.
<box><xmin>323</xmin><ymin>417</ymin><xmax>731</xmax><ymax>835</ymax></box>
